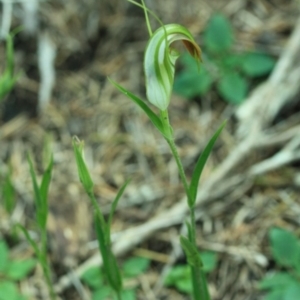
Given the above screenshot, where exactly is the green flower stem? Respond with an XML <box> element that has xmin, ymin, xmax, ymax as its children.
<box><xmin>160</xmin><ymin>109</ymin><xmax>172</xmax><ymax>139</ymax></box>
<box><xmin>42</xmin><ymin>257</ymin><xmax>56</xmax><ymax>300</ymax></box>
<box><xmin>160</xmin><ymin>110</ymin><xmax>194</xmax><ymax>237</ymax></box>
<box><xmin>160</xmin><ymin>110</ymin><xmax>189</xmax><ymax>198</ymax></box>
<box><xmin>160</xmin><ymin>109</ymin><xmax>209</xmax><ymax>300</ymax></box>
<box><xmin>41</xmin><ymin>225</ymin><xmax>56</xmax><ymax>300</ymax></box>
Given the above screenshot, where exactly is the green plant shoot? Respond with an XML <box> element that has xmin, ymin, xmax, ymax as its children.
<box><xmin>0</xmin><ymin>29</ymin><xmax>22</xmax><ymax>102</ymax></box>
<box><xmin>73</xmin><ymin>136</ymin><xmax>130</xmax><ymax>300</ymax></box>
<box><xmin>18</xmin><ymin>152</ymin><xmax>56</xmax><ymax>300</ymax></box>
<box><xmin>111</xmin><ymin>2</ymin><xmax>225</xmax><ymax>300</ymax></box>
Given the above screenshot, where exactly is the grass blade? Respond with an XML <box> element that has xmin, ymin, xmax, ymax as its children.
<box><xmin>189</xmin><ymin>121</ymin><xmax>226</xmax><ymax>207</ymax></box>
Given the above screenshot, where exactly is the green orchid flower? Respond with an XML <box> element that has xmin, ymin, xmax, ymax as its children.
<box><xmin>144</xmin><ymin>24</ymin><xmax>201</xmax><ymax>110</ymax></box>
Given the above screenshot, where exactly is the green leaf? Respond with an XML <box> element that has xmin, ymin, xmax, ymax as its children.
<box><xmin>109</xmin><ymin>79</ymin><xmax>165</xmax><ymax>137</ymax></box>
<box><xmin>72</xmin><ymin>137</ymin><xmax>94</xmax><ymax>194</ymax></box>
<box><xmin>165</xmin><ymin>265</ymin><xmax>190</xmax><ymax>285</ymax></box>
<box><xmin>107</xmin><ymin>179</ymin><xmax>130</xmax><ymax>238</ymax></box>
<box><xmin>122</xmin><ymin>257</ymin><xmax>150</xmax><ymax>277</ymax></box>
<box><xmin>0</xmin><ymin>240</ymin><xmax>9</xmax><ymax>272</ymax></box>
<box><xmin>263</xmin><ymin>289</ymin><xmax>285</xmax><ymax>300</ymax></box>
<box><xmin>92</xmin><ymin>286</ymin><xmax>113</xmax><ymax>300</ymax></box>
<box><xmin>6</xmin><ymin>259</ymin><xmax>36</xmax><ymax>280</ymax></box>
<box><xmin>81</xmin><ymin>266</ymin><xmax>104</xmax><ymax>289</ymax></box>
<box><xmin>164</xmin><ymin>265</ymin><xmax>193</xmax><ymax>294</ymax></box>
<box><xmin>269</xmin><ymin>228</ymin><xmax>300</xmax><ymax>269</ymax></box>
<box><xmin>221</xmin><ymin>54</ymin><xmax>244</xmax><ymax>69</ymax></box>
<box><xmin>115</xmin><ymin>289</ymin><xmax>136</xmax><ymax>300</ymax></box>
<box><xmin>259</xmin><ymin>272</ymin><xmax>297</xmax><ymax>290</ymax></box>
<box><xmin>144</xmin><ymin>24</ymin><xmax>201</xmax><ymax>110</ymax></box>
<box><xmin>174</xmin><ymin>67</ymin><xmax>213</xmax><ymax>98</ymax></box>
<box><xmin>241</xmin><ymin>53</ymin><xmax>275</xmax><ymax>77</ymax></box>
<box><xmin>203</xmin><ymin>14</ymin><xmax>234</xmax><ymax>54</ymax></box>
<box><xmin>201</xmin><ymin>251</ymin><xmax>217</xmax><ymax>273</ymax></box>
<box><xmin>189</xmin><ymin>121</ymin><xmax>226</xmax><ymax>207</ymax></box>
<box><xmin>217</xmin><ymin>72</ymin><xmax>248</xmax><ymax>104</ymax></box>
<box><xmin>176</xmin><ymin>278</ymin><xmax>193</xmax><ymax>294</ymax></box>
<box><xmin>0</xmin><ymin>281</ymin><xmax>20</xmax><ymax>300</ymax></box>
<box><xmin>284</xmin><ymin>283</ymin><xmax>300</xmax><ymax>300</ymax></box>
<box><xmin>180</xmin><ymin>236</ymin><xmax>202</xmax><ymax>268</ymax></box>
<box><xmin>180</xmin><ymin>52</ymin><xmax>200</xmax><ymax>72</ymax></box>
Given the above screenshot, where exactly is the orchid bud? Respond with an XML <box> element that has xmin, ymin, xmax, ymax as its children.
<box><xmin>144</xmin><ymin>24</ymin><xmax>201</xmax><ymax>111</ymax></box>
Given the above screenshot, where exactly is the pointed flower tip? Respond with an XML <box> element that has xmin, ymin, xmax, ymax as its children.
<box><xmin>182</xmin><ymin>40</ymin><xmax>202</xmax><ymax>63</ymax></box>
<box><xmin>144</xmin><ymin>24</ymin><xmax>202</xmax><ymax>111</ymax></box>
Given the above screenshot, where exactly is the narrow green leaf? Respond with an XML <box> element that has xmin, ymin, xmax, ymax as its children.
<box><xmin>217</xmin><ymin>72</ymin><xmax>248</xmax><ymax>104</ymax></box>
<box><xmin>106</xmin><ymin>251</ymin><xmax>122</xmax><ymax>293</ymax></box>
<box><xmin>27</xmin><ymin>153</ymin><xmax>46</xmax><ymax>229</ymax></box>
<box><xmin>17</xmin><ymin>224</ymin><xmax>41</xmax><ymax>259</ymax></box>
<box><xmin>72</xmin><ymin>137</ymin><xmax>94</xmax><ymax>194</ymax></box>
<box><xmin>39</xmin><ymin>154</ymin><xmax>53</xmax><ymax>230</ymax></box>
<box><xmin>203</xmin><ymin>14</ymin><xmax>234</xmax><ymax>53</ymax></box>
<box><xmin>0</xmin><ymin>33</ymin><xmax>20</xmax><ymax>101</ymax></box>
<box><xmin>95</xmin><ymin>214</ymin><xmax>122</xmax><ymax>293</ymax></box>
<box><xmin>269</xmin><ymin>228</ymin><xmax>300</xmax><ymax>269</ymax></box>
<box><xmin>27</xmin><ymin>153</ymin><xmax>42</xmax><ymax>209</ymax></box>
<box><xmin>180</xmin><ymin>236</ymin><xmax>202</xmax><ymax>268</ymax></box>
<box><xmin>108</xmin><ymin>79</ymin><xmax>165</xmax><ymax>136</ymax></box>
<box><xmin>40</xmin><ymin>154</ymin><xmax>53</xmax><ymax>207</ymax></box>
<box><xmin>95</xmin><ymin>213</ymin><xmax>109</xmax><ymax>262</ymax></box>
<box><xmin>107</xmin><ymin>179</ymin><xmax>130</xmax><ymax>238</ymax></box>
<box><xmin>189</xmin><ymin>121</ymin><xmax>226</xmax><ymax>207</ymax></box>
